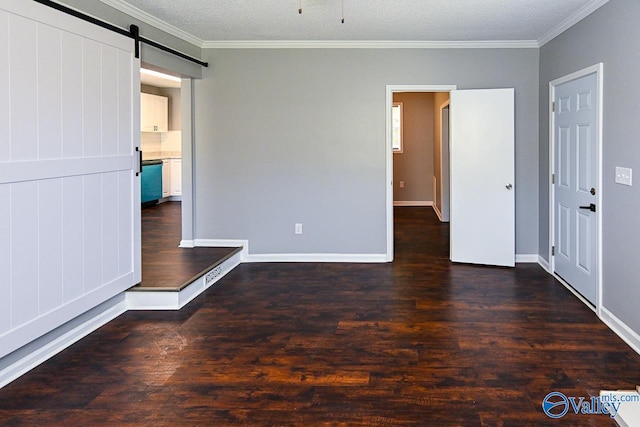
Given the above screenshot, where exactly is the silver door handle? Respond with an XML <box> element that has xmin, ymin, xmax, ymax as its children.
<box><xmin>506</xmin><ymin>183</ymin><xmax>513</xmax><ymax>190</ymax></box>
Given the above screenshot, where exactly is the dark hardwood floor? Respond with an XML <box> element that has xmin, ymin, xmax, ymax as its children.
<box><xmin>133</xmin><ymin>202</ymin><xmax>239</xmax><ymax>290</ymax></box>
<box><xmin>1</xmin><ymin>207</ymin><xmax>639</xmax><ymax>425</ymax></box>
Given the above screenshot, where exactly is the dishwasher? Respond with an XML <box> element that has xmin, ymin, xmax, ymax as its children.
<box><xmin>141</xmin><ymin>159</ymin><xmax>163</xmax><ymax>205</ymax></box>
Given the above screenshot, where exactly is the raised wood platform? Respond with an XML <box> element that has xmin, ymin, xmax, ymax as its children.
<box><xmin>127</xmin><ymin>201</ymin><xmax>243</xmax><ymax>309</ymax></box>
<box><xmin>132</xmin><ymin>201</ymin><xmax>240</xmax><ymax>291</ymax></box>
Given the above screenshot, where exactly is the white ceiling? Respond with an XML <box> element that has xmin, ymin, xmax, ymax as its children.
<box><xmin>101</xmin><ymin>0</ymin><xmax>608</xmax><ymax>47</ymax></box>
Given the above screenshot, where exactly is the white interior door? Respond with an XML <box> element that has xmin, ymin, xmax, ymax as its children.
<box><xmin>553</xmin><ymin>73</ymin><xmax>598</xmax><ymax>304</ymax></box>
<box><xmin>449</xmin><ymin>89</ymin><xmax>515</xmax><ymax>267</ymax></box>
<box><xmin>0</xmin><ymin>1</ymin><xmax>140</xmax><ymax>358</ymax></box>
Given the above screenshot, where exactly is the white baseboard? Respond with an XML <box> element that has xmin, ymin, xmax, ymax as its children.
<box><xmin>432</xmin><ymin>204</ymin><xmax>443</xmax><ymax>221</ymax></box>
<box><xmin>600</xmin><ymin>307</ymin><xmax>640</xmax><ymax>356</ymax></box>
<box><xmin>537</xmin><ymin>255</ymin><xmax>551</xmax><ymax>273</ymax></box>
<box><xmin>179</xmin><ymin>240</ymin><xmax>195</xmax><ymax>248</ymax></box>
<box><xmin>244</xmin><ymin>253</ymin><xmax>388</xmax><ymax>263</ymax></box>
<box><xmin>193</xmin><ymin>239</ymin><xmax>249</xmax><ymax>261</ymax></box>
<box><xmin>393</xmin><ymin>201</ymin><xmax>433</xmax><ymax>207</ymax></box>
<box><xmin>515</xmin><ymin>254</ymin><xmax>539</xmax><ymax>263</ymax></box>
<box><xmin>0</xmin><ymin>295</ymin><xmax>127</xmax><ymax>389</ymax></box>
<box><xmin>126</xmin><ymin>250</ymin><xmax>242</xmax><ymax>310</ymax></box>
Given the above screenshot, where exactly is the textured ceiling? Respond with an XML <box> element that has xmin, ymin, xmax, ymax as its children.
<box><xmin>104</xmin><ymin>0</ymin><xmax>604</xmax><ymax>43</ymax></box>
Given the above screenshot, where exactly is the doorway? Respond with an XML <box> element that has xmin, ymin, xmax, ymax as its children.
<box><xmin>386</xmin><ymin>85</ymin><xmax>516</xmax><ymax>266</ymax></box>
<box><xmin>386</xmin><ymin>86</ymin><xmax>456</xmax><ymax>261</ymax></box>
<box><xmin>549</xmin><ymin>63</ymin><xmax>603</xmax><ymax>310</ymax></box>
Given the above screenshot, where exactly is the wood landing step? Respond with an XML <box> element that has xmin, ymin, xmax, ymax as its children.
<box><xmin>126</xmin><ymin>247</ymin><xmax>243</xmax><ymax>310</ymax></box>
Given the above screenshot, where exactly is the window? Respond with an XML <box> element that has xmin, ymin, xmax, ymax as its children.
<box><xmin>392</xmin><ymin>102</ymin><xmax>403</xmax><ymax>153</ymax></box>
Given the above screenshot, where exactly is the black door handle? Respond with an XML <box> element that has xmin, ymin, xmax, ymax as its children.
<box><xmin>579</xmin><ymin>203</ymin><xmax>596</xmax><ymax>212</ymax></box>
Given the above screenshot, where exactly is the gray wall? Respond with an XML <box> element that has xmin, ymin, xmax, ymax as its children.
<box><xmin>195</xmin><ymin>48</ymin><xmax>539</xmax><ymax>255</ymax></box>
<box><xmin>539</xmin><ymin>0</ymin><xmax>640</xmax><ymax>332</ymax></box>
<box><xmin>393</xmin><ymin>92</ymin><xmax>434</xmax><ymax>203</ymax></box>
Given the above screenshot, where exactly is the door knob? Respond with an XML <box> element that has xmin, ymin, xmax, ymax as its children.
<box><xmin>506</xmin><ymin>183</ymin><xmax>513</xmax><ymax>190</ymax></box>
<box><xmin>579</xmin><ymin>203</ymin><xmax>596</xmax><ymax>212</ymax></box>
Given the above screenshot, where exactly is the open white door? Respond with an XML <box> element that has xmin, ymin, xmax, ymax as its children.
<box><xmin>0</xmin><ymin>1</ymin><xmax>140</xmax><ymax>358</ymax></box>
<box><xmin>449</xmin><ymin>89</ymin><xmax>515</xmax><ymax>267</ymax></box>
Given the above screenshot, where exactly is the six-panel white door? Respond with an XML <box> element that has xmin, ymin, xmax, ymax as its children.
<box><xmin>0</xmin><ymin>1</ymin><xmax>140</xmax><ymax>358</ymax></box>
<box><xmin>553</xmin><ymin>73</ymin><xmax>598</xmax><ymax>305</ymax></box>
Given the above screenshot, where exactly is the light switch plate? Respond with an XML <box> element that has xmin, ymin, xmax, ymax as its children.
<box><xmin>615</xmin><ymin>166</ymin><xmax>633</xmax><ymax>186</ymax></box>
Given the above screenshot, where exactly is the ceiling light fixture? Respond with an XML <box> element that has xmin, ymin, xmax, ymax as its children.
<box><xmin>140</xmin><ymin>68</ymin><xmax>181</xmax><ymax>83</ymax></box>
<box><xmin>297</xmin><ymin>1</ymin><xmax>345</xmax><ymax>23</ymax></box>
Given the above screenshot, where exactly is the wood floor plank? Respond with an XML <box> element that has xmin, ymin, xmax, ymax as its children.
<box><xmin>0</xmin><ymin>207</ymin><xmax>637</xmax><ymax>425</ymax></box>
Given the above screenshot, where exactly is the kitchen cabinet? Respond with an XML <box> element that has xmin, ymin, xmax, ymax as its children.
<box><xmin>162</xmin><ymin>159</ymin><xmax>171</xmax><ymax>198</ymax></box>
<box><xmin>170</xmin><ymin>159</ymin><xmax>182</xmax><ymax>196</ymax></box>
<box><xmin>141</xmin><ymin>93</ymin><xmax>168</xmax><ymax>132</ymax></box>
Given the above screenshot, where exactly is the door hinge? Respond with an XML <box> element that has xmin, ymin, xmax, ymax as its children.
<box><xmin>552</xmin><ymin>246</ymin><xmax>555</xmax><ymax>256</ymax></box>
<box><xmin>552</xmin><ymin>101</ymin><xmax>556</xmax><ymax>112</ymax></box>
<box><xmin>552</xmin><ymin>174</ymin><xmax>555</xmax><ymax>184</ymax></box>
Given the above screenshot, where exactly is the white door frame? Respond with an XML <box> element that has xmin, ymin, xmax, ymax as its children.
<box><xmin>548</xmin><ymin>63</ymin><xmax>604</xmax><ymax>313</ymax></box>
<box><xmin>180</xmin><ymin>78</ymin><xmax>196</xmax><ymax>246</ymax></box>
<box><xmin>385</xmin><ymin>85</ymin><xmax>457</xmax><ymax>261</ymax></box>
<box><xmin>438</xmin><ymin>99</ymin><xmax>451</xmax><ymax>222</ymax></box>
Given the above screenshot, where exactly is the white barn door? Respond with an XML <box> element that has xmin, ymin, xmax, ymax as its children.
<box><xmin>0</xmin><ymin>1</ymin><xmax>140</xmax><ymax>358</ymax></box>
<box><xmin>449</xmin><ymin>89</ymin><xmax>515</xmax><ymax>267</ymax></box>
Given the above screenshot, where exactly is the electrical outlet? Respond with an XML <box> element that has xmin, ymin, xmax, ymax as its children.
<box><xmin>295</xmin><ymin>223</ymin><xmax>303</xmax><ymax>234</ymax></box>
<box><xmin>615</xmin><ymin>167</ymin><xmax>633</xmax><ymax>186</ymax></box>
<box><xmin>399</xmin><ymin>181</ymin><xmax>405</xmax><ymax>188</ymax></box>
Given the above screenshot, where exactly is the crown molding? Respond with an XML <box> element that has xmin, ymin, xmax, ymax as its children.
<box><xmin>100</xmin><ymin>0</ymin><xmax>608</xmax><ymax>50</ymax></box>
<box><xmin>201</xmin><ymin>40</ymin><xmax>539</xmax><ymax>49</ymax></box>
<box><xmin>537</xmin><ymin>0</ymin><xmax>609</xmax><ymax>46</ymax></box>
<box><xmin>99</xmin><ymin>0</ymin><xmax>204</xmax><ymax>47</ymax></box>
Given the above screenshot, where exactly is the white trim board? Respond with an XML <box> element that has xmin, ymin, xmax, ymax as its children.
<box><xmin>600</xmin><ymin>307</ymin><xmax>640</xmax><ymax>357</ymax></box>
<box><xmin>538</xmin><ymin>256</ymin><xmax>551</xmax><ymax>273</ymax></box>
<box><xmin>537</xmin><ymin>0</ymin><xmax>610</xmax><ymax>46</ymax></box>
<box><xmin>193</xmin><ymin>239</ymin><xmax>250</xmax><ymax>261</ymax></box>
<box><xmin>99</xmin><ymin>0</ymin><xmax>205</xmax><ymax>47</ymax></box>
<box><xmin>515</xmin><ymin>254</ymin><xmax>539</xmax><ymax>263</ymax></box>
<box><xmin>394</xmin><ymin>201</ymin><xmax>433</xmax><ymax>207</ymax></box>
<box><xmin>0</xmin><ymin>295</ymin><xmax>127</xmax><ymax>389</ymax></box>
<box><xmin>432</xmin><ymin>204</ymin><xmax>444</xmax><ymax>222</ymax></box>
<box><xmin>202</xmin><ymin>40</ymin><xmax>539</xmax><ymax>49</ymax></box>
<box><xmin>102</xmin><ymin>0</ymin><xmax>608</xmax><ymax>50</ymax></box>
<box><xmin>243</xmin><ymin>253</ymin><xmax>387</xmax><ymax>263</ymax></box>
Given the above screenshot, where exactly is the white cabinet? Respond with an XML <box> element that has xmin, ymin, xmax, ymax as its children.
<box><xmin>140</xmin><ymin>93</ymin><xmax>168</xmax><ymax>132</ymax></box>
<box><xmin>162</xmin><ymin>159</ymin><xmax>171</xmax><ymax>198</ymax></box>
<box><xmin>170</xmin><ymin>159</ymin><xmax>182</xmax><ymax>196</ymax></box>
